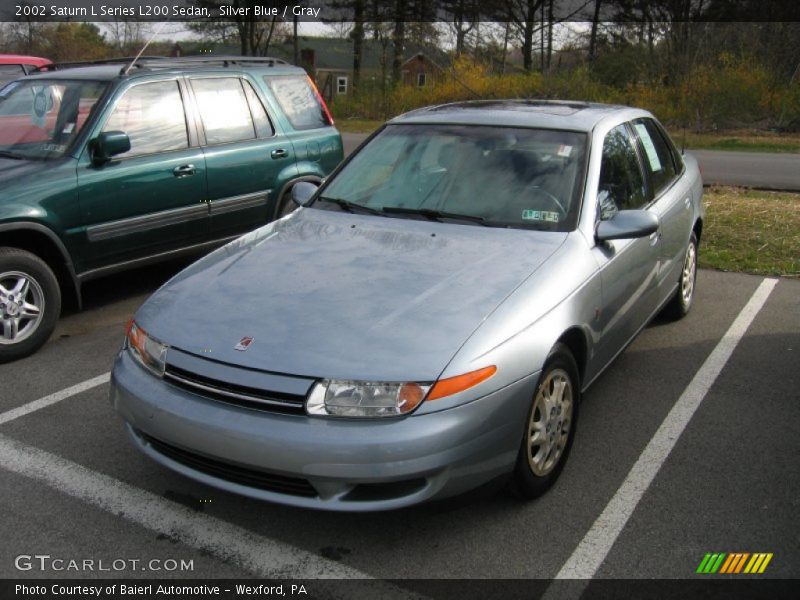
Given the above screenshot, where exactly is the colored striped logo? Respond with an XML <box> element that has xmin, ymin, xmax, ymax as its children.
<box><xmin>696</xmin><ymin>552</ymin><xmax>773</xmax><ymax>574</ymax></box>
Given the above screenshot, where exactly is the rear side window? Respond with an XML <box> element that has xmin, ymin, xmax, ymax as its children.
<box><xmin>242</xmin><ymin>80</ymin><xmax>274</xmax><ymax>137</ymax></box>
<box><xmin>103</xmin><ymin>80</ymin><xmax>188</xmax><ymax>157</ymax></box>
<box><xmin>265</xmin><ymin>75</ymin><xmax>331</xmax><ymax>130</ymax></box>
<box><xmin>191</xmin><ymin>77</ymin><xmax>256</xmax><ymax>145</ymax></box>
<box><xmin>632</xmin><ymin>118</ymin><xmax>678</xmax><ymax>196</ymax></box>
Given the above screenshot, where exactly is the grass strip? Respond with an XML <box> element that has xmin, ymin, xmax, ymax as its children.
<box><xmin>701</xmin><ymin>186</ymin><xmax>799</xmax><ymax>277</ymax></box>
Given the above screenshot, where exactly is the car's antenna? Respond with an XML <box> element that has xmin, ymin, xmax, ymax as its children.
<box><xmin>681</xmin><ymin>123</ymin><xmax>687</xmax><ymax>156</ymax></box>
<box><xmin>123</xmin><ymin>21</ymin><xmax>167</xmax><ymax>75</ymax></box>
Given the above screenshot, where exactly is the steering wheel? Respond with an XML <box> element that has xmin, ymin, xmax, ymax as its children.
<box><xmin>527</xmin><ymin>185</ymin><xmax>568</xmax><ymax>218</ymax></box>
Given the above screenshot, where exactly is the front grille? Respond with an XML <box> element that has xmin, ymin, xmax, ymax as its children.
<box><xmin>140</xmin><ymin>431</ymin><xmax>318</xmax><ymax>498</ymax></box>
<box><xmin>164</xmin><ymin>364</ymin><xmax>307</xmax><ymax>415</ymax></box>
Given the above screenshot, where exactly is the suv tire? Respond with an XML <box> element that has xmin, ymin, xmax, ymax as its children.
<box><xmin>0</xmin><ymin>247</ymin><xmax>61</xmax><ymax>363</ymax></box>
<box><xmin>273</xmin><ymin>185</ymin><xmax>299</xmax><ymax>221</ymax></box>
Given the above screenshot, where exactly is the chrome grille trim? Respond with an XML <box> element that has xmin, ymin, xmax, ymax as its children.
<box><xmin>164</xmin><ymin>365</ymin><xmax>307</xmax><ymax>414</ymax></box>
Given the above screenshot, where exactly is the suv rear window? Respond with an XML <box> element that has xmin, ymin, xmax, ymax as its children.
<box><xmin>0</xmin><ymin>64</ymin><xmax>24</xmax><ymax>85</ymax></box>
<box><xmin>265</xmin><ymin>75</ymin><xmax>330</xmax><ymax>130</ymax></box>
<box><xmin>0</xmin><ymin>64</ymin><xmax>23</xmax><ymax>75</ymax></box>
<box><xmin>191</xmin><ymin>77</ymin><xmax>256</xmax><ymax>145</ymax></box>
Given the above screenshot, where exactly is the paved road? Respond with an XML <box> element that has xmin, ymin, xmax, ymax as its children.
<box><xmin>0</xmin><ymin>262</ymin><xmax>797</xmax><ymax>596</ymax></box>
<box><xmin>691</xmin><ymin>149</ymin><xmax>800</xmax><ymax>190</ymax></box>
<box><xmin>341</xmin><ymin>133</ymin><xmax>800</xmax><ymax>191</ymax></box>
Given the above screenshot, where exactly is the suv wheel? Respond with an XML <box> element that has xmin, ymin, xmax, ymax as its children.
<box><xmin>274</xmin><ymin>186</ymin><xmax>299</xmax><ymax>220</ymax></box>
<box><xmin>0</xmin><ymin>248</ymin><xmax>61</xmax><ymax>363</ymax></box>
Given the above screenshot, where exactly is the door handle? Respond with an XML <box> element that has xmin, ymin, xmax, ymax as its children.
<box><xmin>173</xmin><ymin>164</ymin><xmax>195</xmax><ymax>178</ymax></box>
<box><xmin>649</xmin><ymin>229</ymin><xmax>662</xmax><ymax>245</ymax></box>
<box><xmin>271</xmin><ymin>149</ymin><xmax>288</xmax><ymax>159</ymax></box>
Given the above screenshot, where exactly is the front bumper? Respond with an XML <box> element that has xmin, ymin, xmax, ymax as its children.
<box><xmin>110</xmin><ymin>350</ymin><xmax>537</xmax><ymax>511</ymax></box>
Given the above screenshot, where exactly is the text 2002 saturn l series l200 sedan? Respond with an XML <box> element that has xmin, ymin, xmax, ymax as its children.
<box><xmin>110</xmin><ymin>100</ymin><xmax>703</xmax><ymax>511</ymax></box>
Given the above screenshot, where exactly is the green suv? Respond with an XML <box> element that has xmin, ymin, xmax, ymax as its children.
<box><xmin>0</xmin><ymin>56</ymin><xmax>343</xmax><ymax>362</ymax></box>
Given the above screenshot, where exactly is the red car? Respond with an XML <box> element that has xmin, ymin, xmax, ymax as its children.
<box><xmin>0</xmin><ymin>54</ymin><xmax>51</xmax><ymax>85</ymax></box>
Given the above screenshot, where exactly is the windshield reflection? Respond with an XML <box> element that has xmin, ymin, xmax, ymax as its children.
<box><xmin>319</xmin><ymin>124</ymin><xmax>588</xmax><ymax>231</ymax></box>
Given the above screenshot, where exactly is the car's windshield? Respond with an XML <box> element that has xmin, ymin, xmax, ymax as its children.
<box><xmin>0</xmin><ymin>78</ymin><xmax>107</xmax><ymax>160</ymax></box>
<box><xmin>319</xmin><ymin>124</ymin><xmax>588</xmax><ymax>231</ymax></box>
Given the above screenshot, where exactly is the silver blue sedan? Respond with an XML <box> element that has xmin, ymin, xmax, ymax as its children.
<box><xmin>110</xmin><ymin>101</ymin><xmax>703</xmax><ymax>511</ymax></box>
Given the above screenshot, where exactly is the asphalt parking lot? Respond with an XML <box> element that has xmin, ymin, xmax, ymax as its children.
<box><xmin>1</xmin><ymin>255</ymin><xmax>798</xmax><ymax>596</ymax></box>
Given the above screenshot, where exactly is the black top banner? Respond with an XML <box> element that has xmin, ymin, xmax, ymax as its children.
<box><xmin>2</xmin><ymin>0</ymin><xmax>799</xmax><ymax>23</ymax></box>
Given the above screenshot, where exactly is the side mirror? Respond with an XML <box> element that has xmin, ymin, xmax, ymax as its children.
<box><xmin>596</xmin><ymin>210</ymin><xmax>659</xmax><ymax>242</ymax></box>
<box><xmin>291</xmin><ymin>181</ymin><xmax>318</xmax><ymax>207</ymax></box>
<box><xmin>92</xmin><ymin>131</ymin><xmax>130</xmax><ymax>164</ymax></box>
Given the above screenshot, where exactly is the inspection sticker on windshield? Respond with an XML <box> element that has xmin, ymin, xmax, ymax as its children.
<box><xmin>556</xmin><ymin>144</ymin><xmax>573</xmax><ymax>157</ymax></box>
<box><xmin>31</xmin><ymin>88</ymin><xmax>51</xmax><ymax>128</ymax></box>
<box><xmin>522</xmin><ymin>209</ymin><xmax>560</xmax><ymax>222</ymax></box>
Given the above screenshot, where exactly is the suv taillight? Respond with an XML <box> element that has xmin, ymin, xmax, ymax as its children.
<box><xmin>307</xmin><ymin>75</ymin><xmax>334</xmax><ymax>126</ymax></box>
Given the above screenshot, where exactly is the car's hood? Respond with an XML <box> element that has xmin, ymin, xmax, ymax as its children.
<box><xmin>0</xmin><ymin>157</ymin><xmax>42</xmax><ymax>183</ymax></box>
<box><xmin>137</xmin><ymin>208</ymin><xmax>567</xmax><ymax>381</ymax></box>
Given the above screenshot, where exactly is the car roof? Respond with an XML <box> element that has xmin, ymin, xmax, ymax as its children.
<box><xmin>390</xmin><ymin>100</ymin><xmax>650</xmax><ymax>132</ymax></box>
<box><xmin>23</xmin><ymin>56</ymin><xmax>306</xmax><ymax>83</ymax></box>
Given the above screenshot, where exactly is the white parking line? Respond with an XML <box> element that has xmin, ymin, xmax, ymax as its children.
<box><xmin>0</xmin><ymin>372</ymin><xmax>110</xmax><ymax>426</ymax></box>
<box><xmin>0</xmin><ymin>433</ymin><xmax>416</xmax><ymax>593</ymax></box>
<box><xmin>0</xmin><ymin>376</ymin><xmax>418</xmax><ymax>594</ymax></box>
<box><xmin>553</xmin><ymin>277</ymin><xmax>778</xmax><ymax>583</ymax></box>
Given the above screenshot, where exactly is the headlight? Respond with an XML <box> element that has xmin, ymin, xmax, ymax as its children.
<box><xmin>125</xmin><ymin>320</ymin><xmax>168</xmax><ymax>377</ymax></box>
<box><xmin>306</xmin><ymin>366</ymin><xmax>497</xmax><ymax>418</ymax></box>
<box><xmin>307</xmin><ymin>380</ymin><xmax>430</xmax><ymax>418</ymax></box>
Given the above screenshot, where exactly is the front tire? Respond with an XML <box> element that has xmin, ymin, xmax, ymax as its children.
<box><xmin>513</xmin><ymin>343</ymin><xmax>580</xmax><ymax>499</ymax></box>
<box><xmin>0</xmin><ymin>248</ymin><xmax>61</xmax><ymax>363</ymax></box>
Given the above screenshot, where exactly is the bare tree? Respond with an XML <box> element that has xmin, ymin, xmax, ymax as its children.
<box><xmin>190</xmin><ymin>0</ymin><xmax>287</xmax><ymax>56</ymax></box>
<box><xmin>324</xmin><ymin>20</ymin><xmax>355</xmax><ymax>39</ymax></box>
<box><xmin>440</xmin><ymin>0</ymin><xmax>480</xmax><ymax>57</ymax></box>
<box><xmin>588</xmin><ymin>0</ymin><xmax>603</xmax><ymax>62</ymax></box>
<box><xmin>106</xmin><ymin>21</ymin><xmax>151</xmax><ymax>56</ymax></box>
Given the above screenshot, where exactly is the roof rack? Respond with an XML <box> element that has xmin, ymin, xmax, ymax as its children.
<box><xmin>35</xmin><ymin>56</ymin><xmax>167</xmax><ymax>72</ymax></box>
<box><xmin>146</xmin><ymin>56</ymin><xmax>290</xmax><ymax>65</ymax></box>
<box><xmin>34</xmin><ymin>55</ymin><xmax>291</xmax><ymax>75</ymax></box>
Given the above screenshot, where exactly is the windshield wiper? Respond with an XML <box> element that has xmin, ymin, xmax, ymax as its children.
<box><xmin>381</xmin><ymin>206</ymin><xmax>489</xmax><ymax>226</ymax></box>
<box><xmin>317</xmin><ymin>196</ymin><xmax>385</xmax><ymax>216</ymax></box>
<box><xmin>0</xmin><ymin>150</ymin><xmax>24</xmax><ymax>160</ymax></box>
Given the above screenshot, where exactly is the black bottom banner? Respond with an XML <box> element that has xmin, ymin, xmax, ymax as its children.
<box><xmin>3</xmin><ymin>578</ymin><xmax>800</xmax><ymax>600</ymax></box>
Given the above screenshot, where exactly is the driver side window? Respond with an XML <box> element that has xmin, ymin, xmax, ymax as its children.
<box><xmin>599</xmin><ymin>125</ymin><xmax>647</xmax><ymax>219</ymax></box>
<box><xmin>103</xmin><ymin>81</ymin><xmax>189</xmax><ymax>158</ymax></box>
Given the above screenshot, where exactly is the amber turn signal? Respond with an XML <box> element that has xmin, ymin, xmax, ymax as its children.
<box><xmin>427</xmin><ymin>366</ymin><xmax>497</xmax><ymax>401</ymax></box>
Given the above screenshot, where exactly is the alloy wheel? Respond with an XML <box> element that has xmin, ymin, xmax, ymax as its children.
<box><xmin>527</xmin><ymin>368</ymin><xmax>574</xmax><ymax>477</ymax></box>
<box><xmin>0</xmin><ymin>271</ymin><xmax>45</xmax><ymax>345</ymax></box>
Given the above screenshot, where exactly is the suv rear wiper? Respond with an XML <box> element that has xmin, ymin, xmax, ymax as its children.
<box><xmin>317</xmin><ymin>196</ymin><xmax>385</xmax><ymax>216</ymax></box>
<box><xmin>382</xmin><ymin>206</ymin><xmax>489</xmax><ymax>226</ymax></box>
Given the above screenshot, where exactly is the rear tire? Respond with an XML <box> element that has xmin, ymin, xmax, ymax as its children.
<box><xmin>273</xmin><ymin>185</ymin><xmax>300</xmax><ymax>221</ymax></box>
<box><xmin>0</xmin><ymin>247</ymin><xmax>61</xmax><ymax>363</ymax></box>
<box><xmin>662</xmin><ymin>232</ymin><xmax>698</xmax><ymax>320</ymax></box>
<box><xmin>513</xmin><ymin>343</ymin><xmax>580</xmax><ymax>499</ymax></box>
